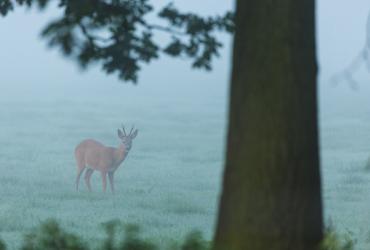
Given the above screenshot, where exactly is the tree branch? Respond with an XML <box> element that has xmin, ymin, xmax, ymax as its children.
<box><xmin>144</xmin><ymin>23</ymin><xmax>187</xmax><ymax>36</ymax></box>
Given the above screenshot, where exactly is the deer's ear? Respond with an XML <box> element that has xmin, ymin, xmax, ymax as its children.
<box><xmin>131</xmin><ymin>129</ymin><xmax>138</xmax><ymax>139</ymax></box>
<box><xmin>117</xmin><ymin>129</ymin><xmax>124</xmax><ymax>139</ymax></box>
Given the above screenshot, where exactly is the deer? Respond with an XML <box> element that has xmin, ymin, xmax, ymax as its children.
<box><xmin>74</xmin><ymin>125</ymin><xmax>138</xmax><ymax>193</ymax></box>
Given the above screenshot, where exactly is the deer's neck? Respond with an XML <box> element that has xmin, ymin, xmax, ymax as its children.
<box><xmin>114</xmin><ymin>144</ymin><xmax>128</xmax><ymax>163</ymax></box>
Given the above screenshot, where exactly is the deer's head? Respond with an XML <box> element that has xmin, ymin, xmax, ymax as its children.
<box><xmin>117</xmin><ymin>125</ymin><xmax>138</xmax><ymax>151</ymax></box>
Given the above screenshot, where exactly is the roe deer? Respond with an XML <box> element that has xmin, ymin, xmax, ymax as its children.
<box><xmin>74</xmin><ymin>125</ymin><xmax>138</xmax><ymax>193</ymax></box>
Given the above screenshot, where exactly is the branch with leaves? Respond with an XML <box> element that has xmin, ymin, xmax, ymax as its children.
<box><xmin>0</xmin><ymin>0</ymin><xmax>234</xmax><ymax>83</ymax></box>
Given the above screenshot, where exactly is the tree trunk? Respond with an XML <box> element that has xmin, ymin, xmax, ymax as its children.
<box><xmin>213</xmin><ymin>0</ymin><xmax>323</xmax><ymax>250</ymax></box>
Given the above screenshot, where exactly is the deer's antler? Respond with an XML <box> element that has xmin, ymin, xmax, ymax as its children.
<box><xmin>129</xmin><ymin>126</ymin><xmax>134</xmax><ymax>136</ymax></box>
<box><xmin>122</xmin><ymin>124</ymin><xmax>127</xmax><ymax>136</ymax></box>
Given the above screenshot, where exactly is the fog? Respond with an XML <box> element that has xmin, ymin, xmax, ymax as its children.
<box><xmin>318</xmin><ymin>0</ymin><xmax>370</xmax><ymax>116</ymax></box>
<box><xmin>1</xmin><ymin>0</ymin><xmax>370</xmax><ymax>249</ymax></box>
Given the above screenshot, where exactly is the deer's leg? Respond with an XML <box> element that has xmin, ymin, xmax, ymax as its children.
<box><xmin>84</xmin><ymin>168</ymin><xmax>94</xmax><ymax>192</ymax></box>
<box><xmin>75</xmin><ymin>153</ymin><xmax>86</xmax><ymax>191</ymax></box>
<box><xmin>76</xmin><ymin>167</ymin><xmax>85</xmax><ymax>191</ymax></box>
<box><xmin>108</xmin><ymin>172</ymin><xmax>115</xmax><ymax>194</ymax></box>
<box><xmin>101</xmin><ymin>172</ymin><xmax>107</xmax><ymax>193</ymax></box>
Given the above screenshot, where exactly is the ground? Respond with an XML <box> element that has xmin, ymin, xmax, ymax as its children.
<box><xmin>0</xmin><ymin>80</ymin><xmax>370</xmax><ymax>249</ymax></box>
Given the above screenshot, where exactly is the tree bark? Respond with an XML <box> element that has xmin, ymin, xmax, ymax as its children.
<box><xmin>213</xmin><ymin>1</ymin><xmax>323</xmax><ymax>250</ymax></box>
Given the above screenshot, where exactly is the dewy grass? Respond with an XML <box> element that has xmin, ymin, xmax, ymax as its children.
<box><xmin>0</xmin><ymin>96</ymin><xmax>224</xmax><ymax>248</ymax></box>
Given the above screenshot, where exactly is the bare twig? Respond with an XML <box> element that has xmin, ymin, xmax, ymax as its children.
<box><xmin>330</xmin><ymin>10</ymin><xmax>370</xmax><ymax>89</ymax></box>
<box><xmin>330</xmin><ymin>49</ymin><xmax>367</xmax><ymax>89</ymax></box>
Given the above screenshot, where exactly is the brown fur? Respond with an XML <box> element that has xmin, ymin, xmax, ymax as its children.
<box><xmin>74</xmin><ymin>139</ymin><xmax>128</xmax><ymax>193</ymax></box>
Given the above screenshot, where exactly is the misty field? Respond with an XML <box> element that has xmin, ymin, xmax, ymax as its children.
<box><xmin>1</xmin><ymin>81</ymin><xmax>370</xmax><ymax>249</ymax></box>
<box><xmin>0</xmin><ymin>82</ymin><xmax>227</xmax><ymax>249</ymax></box>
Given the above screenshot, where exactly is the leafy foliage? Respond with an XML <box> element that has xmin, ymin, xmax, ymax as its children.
<box><xmin>0</xmin><ymin>239</ymin><xmax>5</xmax><ymax>250</ymax></box>
<box><xmin>100</xmin><ymin>221</ymin><xmax>157</xmax><ymax>250</ymax></box>
<box><xmin>0</xmin><ymin>219</ymin><xmax>209</xmax><ymax>250</ymax></box>
<box><xmin>365</xmin><ymin>156</ymin><xmax>370</xmax><ymax>170</ymax></box>
<box><xmin>19</xmin><ymin>219</ymin><xmax>87</xmax><ymax>250</ymax></box>
<box><xmin>320</xmin><ymin>226</ymin><xmax>356</xmax><ymax>250</ymax></box>
<box><xmin>179</xmin><ymin>231</ymin><xmax>209</xmax><ymax>250</ymax></box>
<box><xmin>0</xmin><ymin>0</ymin><xmax>234</xmax><ymax>82</ymax></box>
<box><xmin>0</xmin><ymin>219</ymin><xmax>358</xmax><ymax>250</ymax></box>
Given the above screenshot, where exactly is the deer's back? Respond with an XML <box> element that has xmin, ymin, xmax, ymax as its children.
<box><xmin>75</xmin><ymin>139</ymin><xmax>115</xmax><ymax>171</ymax></box>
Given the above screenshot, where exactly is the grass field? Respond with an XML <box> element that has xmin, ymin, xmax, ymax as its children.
<box><xmin>1</xmin><ymin>80</ymin><xmax>370</xmax><ymax>249</ymax></box>
<box><xmin>0</xmin><ymin>82</ymin><xmax>227</xmax><ymax>249</ymax></box>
